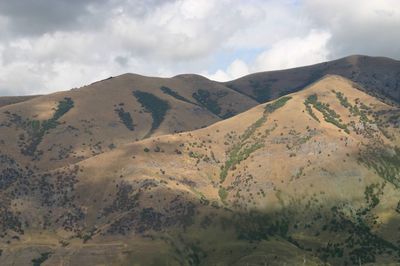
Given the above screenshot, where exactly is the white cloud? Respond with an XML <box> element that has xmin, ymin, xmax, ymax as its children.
<box><xmin>207</xmin><ymin>59</ymin><xmax>249</xmax><ymax>81</ymax></box>
<box><xmin>0</xmin><ymin>0</ymin><xmax>399</xmax><ymax>95</ymax></box>
<box><xmin>180</xmin><ymin>0</ymin><xmax>216</xmax><ymax>19</ymax></box>
<box><xmin>304</xmin><ymin>0</ymin><xmax>400</xmax><ymax>57</ymax></box>
<box><xmin>208</xmin><ymin>30</ymin><xmax>330</xmax><ymax>81</ymax></box>
<box><xmin>254</xmin><ymin>30</ymin><xmax>331</xmax><ymax>71</ymax></box>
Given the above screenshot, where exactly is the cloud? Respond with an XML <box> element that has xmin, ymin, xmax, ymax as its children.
<box><xmin>254</xmin><ymin>30</ymin><xmax>331</xmax><ymax>71</ymax></box>
<box><xmin>0</xmin><ymin>0</ymin><xmax>399</xmax><ymax>95</ymax></box>
<box><xmin>207</xmin><ymin>59</ymin><xmax>250</xmax><ymax>81</ymax></box>
<box><xmin>0</xmin><ymin>0</ymin><xmax>262</xmax><ymax>94</ymax></box>
<box><xmin>304</xmin><ymin>0</ymin><xmax>400</xmax><ymax>58</ymax></box>
<box><xmin>0</xmin><ymin>0</ymin><xmax>101</xmax><ymax>36</ymax></box>
<box><xmin>208</xmin><ymin>30</ymin><xmax>330</xmax><ymax>81</ymax></box>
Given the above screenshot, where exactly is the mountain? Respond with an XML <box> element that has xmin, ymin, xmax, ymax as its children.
<box><xmin>225</xmin><ymin>55</ymin><xmax>400</xmax><ymax>105</ymax></box>
<box><xmin>0</xmin><ymin>95</ymin><xmax>40</xmax><ymax>108</ymax></box>
<box><xmin>1</xmin><ymin>75</ymin><xmax>399</xmax><ymax>265</ymax></box>
<box><xmin>1</xmin><ymin>55</ymin><xmax>398</xmax><ymax>174</ymax></box>
<box><xmin>0</xmin><ymin>73</ymin><xmax>257</xmax><ymax>171</ymax></box>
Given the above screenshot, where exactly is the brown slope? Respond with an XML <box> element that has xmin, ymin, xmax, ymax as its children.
<box><xmin>0</xmin><ymin>95</ymin><xmax>40</xmax><ymax>108</ymax></box>
<box><xmin>224</xmin><ymin>55</ymin><xmax>400</xmax><ymax>104</ymax></box>
<box><xmin>1</xmin><ymin>75</ymin><xmax>399</xmax><ymax>265</ymax></box>
<box><xmin>0</xmin><ymin>54</ymin><xmax>398</xmax><ymax>173</ymax></box>
<box><xmin>0</xmin><ymin>73</ymin><xmax>257</xmax><ymax>171</ymax></box>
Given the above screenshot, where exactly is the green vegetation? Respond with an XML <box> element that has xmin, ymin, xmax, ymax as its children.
<box><xmin>364</xmin><ymin>183</ymin><xmax>384</xmax><ymax>209</ymax></box>
<box><xmin>359</xmin><ymin>146</ymin><xmax>400</xmax><ymax>188</ymax></box>
<box><xmin>192</xmin><ymin>89</ymin><xmax>221</xmax><ymax>116</ymax></box>
<box><xmin>220</xmin><ymin>141</ymin><xmax>264</xmax><ymax>183</ymax></box>
<box><xmin>304</xmin><ymin>94</ymin><xmax>349</xmax><ymax>133</ymax></box>
<box><xmin>53</xmin><ymin>97</ymin><xmax>74</xmax><ymax>120</ymax></box>
<box><xmin>189</xmin><ymin>187</ymin><xmax>209</xmax><ymax>206</ymax></box>
<box><xmin>314</xmin><ymin>192</ymin><xmax>397</xmax><ymax>264</ymax></box>
<box><xmin>160</xmin><ymin>86</ymin><xmax>194</xmax><ymax>105</ymax></box>
<box><xmin>133</xmin><ymin>91</ymin><xmax>170</xmax><ymax>137</ymax></box>
<box><xmin>240</xmin><ymin>115</ymin><xmax>267</xmax><ymax>141</ymax></box>
<box><xmin>334</xmin><ymin>90</ymin><xmax>371</xmax><ymax>123</ymax></box>
<box><xmin>219</xmin><ymin>117</ymin><xmax>265</xmax><ymax>183</ymax></box>
<box><xmin>188</xmin><ymin>151</ymin><xmax>202</xmax><ymax>159</ymax></box>
<box><xmin>218</xmin><ymin>187</ymin><xmax>228</xmax><ymax>203</ymax></box>
<box><xmin>22</xmin><ymin>97</ymin><xmax>74</xmax><ymax>156</ymax></box>
<box><xmin>220</xmin><ymin>97</ymin><xmax>290</xmax><ymax>183</ymax></box>
<box><xmin>264</xmin><ymin>96</ymin><xmax>292</xmax><ymax>113</ymax></box>
<box><xmin>32</xmin><ymin>252</ymin><xmax>52</xmax><ymax>266</ymax></box>
<box><xmin>230</xmin><ymin>211</ymin><xmax>290</xmax><ymax>241</ymax></box>
<box><xmin>334</xmin><ymin>90</ymin><xmax>351</xmax><ymax>108</ymax></box>
<box><xmin>220</xmin><ymin>109</ymin><xmax>236</xmax><ymax>119</ymax></box>
<box><xmin>305</xmin><ymin>104</ymin><xmax>320</xmax><ymax>122</ymax></box>
<box><xmin>115</xmin><ymin>107</ymin><xmax>134</xmax><ymax>131</ymax></box>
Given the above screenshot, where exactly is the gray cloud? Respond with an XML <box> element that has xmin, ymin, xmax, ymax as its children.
<box><xmin>304</xmin><ymin>0</ymin><xmax>400</xmax><ymax>59</ymax></box>
<box><xmin>0</xmin><ymin>0</ymin><xmax>399</xmax><ymax>96</ymax></box>
<box><xmin>0</xmin><ymin>0</ymin><xmax>100</xmax><ymax>36</ymax></box>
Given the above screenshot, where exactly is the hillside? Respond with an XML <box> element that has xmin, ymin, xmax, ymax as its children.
<box><xmin>0</xmin><ymin>73</ymin><xmax>257</xmax><ymax>171</ymax></box>
<box><xmin>1</xmin><ymin>75</ymin><xmax>399</xmax><ymax>265</ymax></box>
<box><xmin>225</xmin><ymin>55</ymin><xmax>400</xmax><ymax>104</ymax></box>
<box><xmin>0</xmin><ymin>55</ymin><xmax>398</xmax><ymax>173</ymax></box>
<box><xmin>0</xmin><ymin>95</ymin><xmax>40</xmax><ymax>108</ymax></box>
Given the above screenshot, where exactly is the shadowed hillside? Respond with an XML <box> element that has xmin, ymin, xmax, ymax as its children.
<box><xmin>224</xmin><ymin>55</ymin><xmax>400</xmax><ymax>105</ymax></box>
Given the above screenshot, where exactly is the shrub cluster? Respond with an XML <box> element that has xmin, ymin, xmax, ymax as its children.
<box><xmin>133</xmin><ymin>91</ymin><xmax>170</xmax><ymax>137</ymax></box>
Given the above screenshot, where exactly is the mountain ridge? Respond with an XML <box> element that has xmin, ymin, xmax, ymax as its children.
<box><xmin>1</xmin><ymin>75</ymin><xmax>399</xmax><ymax>265</ymax></box>
<box><xmin>0</xmin><ymin>55</ymin><xmax>400</xmax><ymax>265</ymax></box>
<box><xmin>0</xmin><ymin>55</ymin><xmax>397</xmax><ymax>173</ymax></box>
<box><xmin>224</xmin><ymin>54</ymin><xmax>400</xmax><ymax>104</ymax></box>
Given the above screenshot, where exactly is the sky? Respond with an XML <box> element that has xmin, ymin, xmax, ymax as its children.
<box><xmin>0</xmin><ymin>0</ymin><xmax>399</xmax><ymax>95</ymax></box>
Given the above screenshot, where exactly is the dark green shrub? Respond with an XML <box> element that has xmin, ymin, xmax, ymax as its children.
<box><xmin>304</xmin><ymin>94</ymin><xmax>349</xmax><ymax>133</ymax></box>
<box><xmin>218</xmin><ymin>187</ymin><xmax>228</xmax><ymax>203</ymax></box>
<box><xmin>359</xmin><ymin>146</ymin><xmax>400</xmax><ymax>188</ymax></box>
<box><xmin>22</xmin><ymin>98</ymin><xmax>74</xmax><ymax>156</ymax></box>
<box><xmin>115</xmin><ymin>107</ymin><xmax>134</xmax><ymax>131</ymax></box>
<box><xmin>133</xmin><ymin>91</ymin><xmax>170</xmax><ymax>137</ymax></box>
<box><xmin>160</xmin><ymin>86</ymin><xmax>194</xmax><ymax>105</ymax></box>
<box><xmin>32</xmin><ymin>252</ymin><xmax>52</xmax><ymax>266</ymax></box>
<box><xmin>304</xmin><ymin>102</ymin><xmax>320</xmax><ymax>122</ymax></box>
<box><xmin>192</xmin><ymin>89</ymin><xmax>221</xmax><ymax>116</ymax></box>
<box><xmin>264</xmin><ymin>96</ymin><xmax>292</xmax><ymax>113</ymax></box>
<box><xmin>53</xmin><ymin>97</ymin><xmax>74</xmax><ymax>120</ymax></box>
